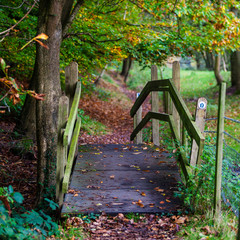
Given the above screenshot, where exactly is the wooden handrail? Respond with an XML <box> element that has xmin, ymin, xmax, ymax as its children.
<box><xmin>63</xmin><ymin>81</ymin><xmax>81</xmax><ymax>146</ymax></box>
<box><xmin>130</xmin><ymin>112</ymin><xmax>169</xmax><ymax>141</ymax></box>
<box><xmin>56</xmin><ymin>62</ymin><xmax>82</xmax><ymax>206</ymax></box>
<box><xmin>168</xmin><ymin>80</ymin><xmax>204</xmax><ymax>145</ymax></box>
<box><xmin>130</xmin><ymin>80</ymin><xmax>170</xmax><ymax>117</ymax></box>
<box><xmin>130</xmin><ymin>74</ymin><xmax>206</xmax><ymax>181</ymax></box>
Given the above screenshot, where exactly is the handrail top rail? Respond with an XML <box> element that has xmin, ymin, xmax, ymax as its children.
<box><xmin>130</xmin><ymin>79</ymin><xmax>171</xmax><ymax>117</ymax></box>
<box><xmin>63</xmin><ymin>81</ymin><xmax>81</xmax><ymax>146</ymax></box>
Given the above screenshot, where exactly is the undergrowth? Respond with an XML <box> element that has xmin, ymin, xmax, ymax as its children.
<box><xmin>78</xmin><ymin>109</ymin><xmax>110</xmax><ymax>135</ymax></box>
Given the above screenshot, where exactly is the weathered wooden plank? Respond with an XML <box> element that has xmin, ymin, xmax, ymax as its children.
<box><xmin>190</xmin><ymin>98</ymin><xmax>207</xmax><ymax>166</ymax></box>
<box><xmin>214</xmin><ymin>82</ymin><xmax>226</xmax><ymax>218</ymax></box>
<box><xmin>65</xmin><ymin>62</ymin><xmax>78</xmax><ymax>110</ymax></box>
<box><xmin>168</xmin><ymin>80</ymin><xmax>204</xmax><ymax>146</ymax></box>
<box><xmin>61</xmin><ymin>144</ymin><xmax>182</xmax><ymax>216</ymax></box>
<box><xmin>130</xmin><ymin>80</ymin><xmax>170</xmax><ymax>117</ymax></box>
<box><xmin>56</xmin><ymin>96</ymin><xmax>69</xmax><ymax>205</ymax></box>
<box><xmin>130</xmin><ymin>112</ymin><xmax>169</xmax><ymax>141</ymax></box>
<box><xmin>151</xmin><ymin>66</ymin><xmax>160</xmax><ymax>146</ymax></box>
<box><xmin>63</xmin><ymin>81</ymin><xmax>81</xmax><ymax>146</ymax></box>
<box><xmin>62</xmin><ymin>116</ymin><xmax>81</xmax><ymax>193</ymax></box>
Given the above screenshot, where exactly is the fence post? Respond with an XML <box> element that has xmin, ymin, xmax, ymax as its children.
<box><xmin>172</xmin><ymin>61</ymin><xmax>181</xmax><ymax>137</ymax></box>
<box><xmin>214</xmin><ymin>82</ymin><xmax>226</xmax><ymax>218</ymax></box>
<box><xmin>134</xmin><ymin>93</ymin><xmax>142</xmax><ymax>144</ymax></box>
<box><xmin>65</xmin><ymin>62</ymin><xmax>78</xmax><ymax>111</ymax></box>
<box><xmin>190</xmin><ymin>97</ymin><xmax>207</xmax><ymax>166</ymax></box>
<box><xmin>56</xmin><ymin>96</ymin><xmax>69</xmax><ymax>206</ymax></box>
<box><xmin>151</xmin><ymin>65</ymin><xmax>160</xmax><ymax>146</ymax></box>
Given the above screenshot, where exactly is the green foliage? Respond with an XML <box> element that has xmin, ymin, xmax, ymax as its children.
<box><xmin>78</xmin><ymin>109</ymin><xmax>110</xmax><ymax>135</ymax></box>
<box><xmin>0</xmin><ymin>186</ymin><xmax>59</xmax><ymax>240</ymax></box>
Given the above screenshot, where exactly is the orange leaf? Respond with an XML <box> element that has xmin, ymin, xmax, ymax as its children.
<box><xmin>35</xmin><ymin>39</ymin><xmax>49</xmax><ymax>49</ymax></box>
<box><xmin>35</xmin><ymin>33</ymin><xmax>48</xmax><ymax>40</ymax></box>
<box><xmin>141</xmin><ymin>192</ymin><xmax>146</xmax><ymax>196</ymax></box>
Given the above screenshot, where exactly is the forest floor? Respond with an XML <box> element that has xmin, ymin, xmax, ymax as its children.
<box><xmin>0</xmin><ymin>71</ymin><xmax>189</xmax><ymax>239</ymax></box>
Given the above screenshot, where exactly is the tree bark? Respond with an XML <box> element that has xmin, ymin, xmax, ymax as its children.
<box><xmin>19</xmin><ymin>0</ymin><xmax>85</xmax><ymax>203</ymax></box>
<box><xmin>202</xmin><ymin>51</ymin><xmax>214</xmax><ymax>70</ymax></box>
<box><xmin>231</xmin><ymin>51</ymin><xmax>240</xmax><ymax>92</ymax></box>
<box><xmin>214</xmin><ymin>53</ymin><xmax>224</xmax><ymax>85</ymax></box>
<box><xmin>120</xmin><ymin>56</ymin><xmax>132</xmax><ymax>82</ymax></box>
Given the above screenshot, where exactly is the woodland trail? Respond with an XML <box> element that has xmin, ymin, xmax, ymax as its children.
<box><xmin>70</xmin><ymin>73</ymin><xmax>187</xmax><ymax>239</ymax></box>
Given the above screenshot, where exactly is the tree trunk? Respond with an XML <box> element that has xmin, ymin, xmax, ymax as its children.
<box><xmin>120</xmin><ymin>56</ymin><xmax>132</xmax><ymax>82</ymax></box>
<box><xmin>19</xmin><ymin>0</ymin><xmax>79</xmax><ymax>203</ymax></box>
<box><xmin>231</xmin><ymin>51</ymin><xmax>240</xmax><ymax>92</ymax></box>
<box><xmin>120</xmin><ymin>58</ymin><xmax>129</xmax><ymax>76</ymax></box>
<box><xmin>214</xmin><ymin>53</ymin><xmax>224</xmax><ymax>85</ymax></box>
<box><xmin>195</xmin><ymin>52</ymin><xmax>201</xmax><ymax>70</ymax></box>
<box><xmin>202</xmin><ymin>51</ymin><xmax>214</xmax><ymax>70</ymax></box>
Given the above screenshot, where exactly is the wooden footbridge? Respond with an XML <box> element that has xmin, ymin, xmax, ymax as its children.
<box><xmin>56</xmin><ymin>62</ymin><xmax>207</xmax><ymax>217</ymax></box>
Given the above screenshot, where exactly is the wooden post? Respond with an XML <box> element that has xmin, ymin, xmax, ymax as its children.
<box><xmin>172</xmin><ymin>61</ymin><xmax>181</xmax><ymax>137</ymax></box>
<box><xmin>56</xmin><ymin>96</ymin><xmax>69</xmax><ymax>206</ymax></box>
<box><xmin>190</xmin><ymin>97</ymin><xmax>207</xmax><ymax>166</ymax></box>
<box><xmin>151</xmin><ymin>65</ymin><xmax>159</xmax><ymax>146</ymax></box>
<box><xmin>65</xmin><ymin>62</ymin><xmax>78</xmax><ymax>111</ymax></box>
<box><xmin>214</xmin><ymin>82</ymin><xmax>226</xmax><ymax>218</ymax></box>
<box><xmin>134</xmin><ymin>93</ymin><xmax>142</xmax><ymax>144</ymax></box>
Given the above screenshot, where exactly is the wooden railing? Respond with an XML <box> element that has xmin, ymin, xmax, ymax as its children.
<box><xmin>56</xmin><ymin>62</ymin><xmax>81</xmax><ymax>206</ymax></box>
<box><xmin>130</xmin><ymin>62</ymin><xmax>207</xmax><ymax>181</ymax></box>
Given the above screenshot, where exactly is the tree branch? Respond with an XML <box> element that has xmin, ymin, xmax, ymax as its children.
<box><xmin>62</xmin><ymin>0</ymin><xmax>84</xmax><ymax>39</ymax></box>
<box><xmin>0</xmin><ymin>0</ymin><xmax>26</xmax><ymax>9</ymax></box>
<box><xmin>0</xmin><ymin>0</ymin><xmax>37</xmax><ymax>37</ymax></box>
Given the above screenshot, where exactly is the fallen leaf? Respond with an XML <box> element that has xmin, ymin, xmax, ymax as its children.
<box><xmin>160</xmin><ymin>201</ymin><xmax>165</xmax><ymax>204</ymax></box>
<box><xmin>141</xmin><ymin>192</ymin><xmax>146</xmax><ymax>196</ymax></box>
<box><xmin>154</xmin><ymin>187</ymin><xmax>164</xmax><ymax>192</ymax></box>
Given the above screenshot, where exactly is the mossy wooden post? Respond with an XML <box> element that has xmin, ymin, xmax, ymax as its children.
<box><xmin>214</xmin><ymin>82</ymin><xmax>226</xmax><ymax>218</ymax></box>
<box><xmin>56</xmin><ymin>96</ymin><xmax>69</xmax><ymax>206</ymax></box>
<box><xmin>172</xmin><ymin>61</ymin><xmax>181</xmax><ymax>137</ymax></box>
<box><xmin>134</xmin><ymin>93</ymin><xmax>142</xmax><ymax>144</ymax></box>
<box><xmin>190</xmin><ymin>97</ymin><xmax>207</xmax><ymax>166</ymax></box>
<box><xmin>65</xmin><ymin>62</ymin><xmax>78</xmax><ymax>110</ymax></box>
<box><xmin>151</xmin><ymin>65</ymin><xmax>159</xmax><ymax>146</ymax></box>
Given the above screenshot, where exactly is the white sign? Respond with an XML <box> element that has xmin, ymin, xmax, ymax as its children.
<box><xmin>199</xmin><ymin>101</ymin><xmax>206</xmax><ymax>109</ymax></box>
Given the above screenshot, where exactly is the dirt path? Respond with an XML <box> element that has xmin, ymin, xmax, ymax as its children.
<box><xmin>79</xmin><ymin>73</ymin><xmax>151</xmax><ymax>145</ymax></box>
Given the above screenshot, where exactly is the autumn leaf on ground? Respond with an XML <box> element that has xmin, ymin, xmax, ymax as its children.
<box><xmin>141</xmin><ymin>192</ymin><xmax>146</xmax><ymax>196</ymax></box>
<box><xmin>160</xmin><ymin>201</ymin><xmax>165</xmax><ymax>204</ymax></box>
<box><xmin>136</xmin><ymin>199</ymin><xmax>144</xmax><ymax>208</ymax></box>
<box><xmin>154</xmin><ymin>187</ymin><xmax>164</xmax><ymax>192</ymax></box>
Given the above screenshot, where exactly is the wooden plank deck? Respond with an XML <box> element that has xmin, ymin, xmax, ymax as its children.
<box><xmin>61</xmin><ymin>144</ymin><xmax>182</xmax><ymax>216</ymax></box>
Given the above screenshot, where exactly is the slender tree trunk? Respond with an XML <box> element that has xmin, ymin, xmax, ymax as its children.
<box><xmin>120</xmin><ymin>58</ymin><xmax>129</xmax><ymax>76</ymax></box>
<box><xmin>214</xmin><ymin>53</ymin><xmax>224</xmax><ymax>85</ymax></box>
<box><xmin>195</xmin><ymin>52</ymin><xmax>201</xmax><ymax>70</ymax></box>
<box><xmin>202</xmin><ymin>51</ymin><xmax>214</xmax><ymax>70</ymax></box>
<box><xmin>231</xmin><ymin>51</ymin><xmax>240</xmax><ymax>92</ymax></box>
<box><xmin>120</xmin><ymin>56</ymin><xmax>132</xmax><ymax>83</ymax></box>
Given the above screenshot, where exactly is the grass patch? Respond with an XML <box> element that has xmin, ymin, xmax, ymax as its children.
<box><xmin>78</xmin><ymin>109</ymin><xmax>110</xmax><ymax>136</ymax></box>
